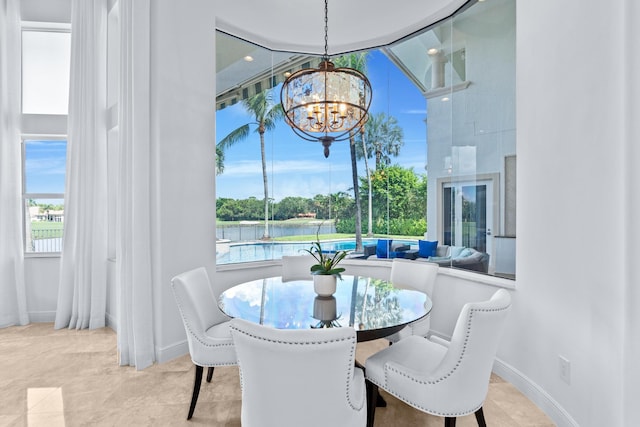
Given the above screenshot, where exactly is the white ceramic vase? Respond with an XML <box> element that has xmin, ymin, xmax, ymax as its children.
<box><xmin>313</xmin><ymin>296</ymin><xmax>337</xmax><ymax>321</ymax></box>
<box><xmin>313</xmin><ymin>274</ymin><xmax>337</xmax><ymax>297</ymax></box>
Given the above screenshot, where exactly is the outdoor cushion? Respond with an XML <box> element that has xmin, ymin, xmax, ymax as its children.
<box><xmin>363</xmin><ymin>245</ymin><xmax>377</xmax><ymax>257</ymax></box>
<box><xmin>402</xmin><ymin>250</ymin><xmax>419</xmax><ymax>260</ymax></box>
<box><xmin>418</xmin><ymin>240</ymin><xmax>438</xmax><ymax>258</ymax></box>
<box><xmin>376</xmin><ymin>239</ymin><xmax>393</xmax><ymax>258</ymax></box>
<box><xmin>449</xmin><ymin>246</ymin><xmax>466</xmax><ymax>258</ymax></box>
<box><xmin>458</xmin><ymin>248</ymin><xmax>474</xmax><ymax>258</ymax></box>
<box><xmin>391</xmin><ymin>243</ymin><xmax>410</xmax><ymax>252</ymax></box>
<box><xmin>435</xmin><ymin>245</ymin><xmax>450</xmax><ymax>257</ymax></box>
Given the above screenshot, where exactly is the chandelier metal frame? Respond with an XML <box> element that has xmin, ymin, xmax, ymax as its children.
<box><xmin>279</xmin><ymin>0</ymin><xmax>372</xmax><ymax>157</ymax></box>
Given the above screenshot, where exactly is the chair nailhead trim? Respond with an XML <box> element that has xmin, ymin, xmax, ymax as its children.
<box><xmin>380</xmin><ymin>304</ymin><xmax>510</xmax><ymax>416</ymax></box>
<box><xmin>171</xmin><ymin>285</ymin><xmax>236</xmax><ymax>367</ymax></box>
<box><xmin>231</xmin><ymin>324</ymin><xmax>364</xmax><ymax>411</ymax></box>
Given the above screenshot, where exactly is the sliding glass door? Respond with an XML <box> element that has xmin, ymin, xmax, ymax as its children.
<box><xmin>442</xmin><ymin>179</ymin><xmax>493</xmax><ymax>255</ymax></box>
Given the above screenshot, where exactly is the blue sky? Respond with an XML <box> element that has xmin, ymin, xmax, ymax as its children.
<box><xmin>24</xmin><ymin>140</ymin><xmax>67</xmax><ymax>195</ymax></box>
<box><xmin>215</xmin><ymin>50</ymin><xmax>428</xmax><ymax>202</ymax></box>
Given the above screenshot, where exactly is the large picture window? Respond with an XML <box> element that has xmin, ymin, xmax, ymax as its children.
<box><xmin>215</xmin><ymin>0</ymin><xmax>516</xmax><ymax>279</ymax></box>
<box><xmin>21</xmin><ymin>24</ymin><xmax>70</xmax><ymax>254</ymax></box>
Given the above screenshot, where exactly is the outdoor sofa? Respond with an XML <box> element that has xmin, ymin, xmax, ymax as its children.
<box><xmin>362</xmin><ymin>239</ymin><xmax>490</xmax><ymax>274</ymax></box>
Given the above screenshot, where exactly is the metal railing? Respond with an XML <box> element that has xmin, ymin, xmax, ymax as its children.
<box><xmin>28</xmin><ymin>228</ymin><xmax>63</xmax><ymax>253</ymax></box>
<box><xmin>216</xmin><ymin>223</ymin><xmax>335</xmax><ymax>242</ymax></box>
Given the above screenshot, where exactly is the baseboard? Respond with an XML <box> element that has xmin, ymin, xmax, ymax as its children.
<box><xmin>155</xmin><ymin>339</ymin><xmax>189</xmax><ymax>364</ymax></box>
<box><xmin>28</xmin><ymin>311</ymin><xmax>118</xmax><ymax>332</ymax></box>
<box><xmin>428</xmin><ymin>329</ymin><xmax>578</xmax><ymax>427</ymax></box>
<box><xmin>493</xmin><ymin>358</ymin><xmax>579</xmax><ymax>427</ymax></box>
<box><xmin>28</xmin><ymin>311</ymin><xmax>56</xmax><ymax>323</ymax></box>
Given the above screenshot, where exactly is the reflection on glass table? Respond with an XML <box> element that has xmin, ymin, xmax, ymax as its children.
<box><xmin>218</xmin><ymin>275</ymin><xmax>432</xmax><ymax>342</ymax></box>
<box><xmin>312</xmin><ymin>296</ymin><xmax>341</xmax><ymax>328</ymax></box>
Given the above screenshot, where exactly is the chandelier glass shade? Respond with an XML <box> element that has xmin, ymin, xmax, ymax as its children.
<box><xmin>279</xmin><ymin>0</ymin><xmax>372</xmax><ymax>157</ymax></box>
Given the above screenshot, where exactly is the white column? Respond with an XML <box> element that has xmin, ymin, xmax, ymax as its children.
<box><xmin>427</xmin><ymin>48</ymin><xmax>446</xmax><ymax>89</ymax></box>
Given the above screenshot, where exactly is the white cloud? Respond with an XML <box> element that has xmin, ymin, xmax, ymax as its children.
<box><xmin>217</xmin><ymin>158</ymin><xmax>355</xmax><ymax>200</ymax></box>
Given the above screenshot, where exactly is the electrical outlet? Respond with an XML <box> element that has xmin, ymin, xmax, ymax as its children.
<box><xmin>559</xmin><ymin>355</ymin><xmax>571</xmax><ymax>384</ymax></box>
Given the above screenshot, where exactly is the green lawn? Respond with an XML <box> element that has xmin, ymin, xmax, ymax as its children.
<box><xmin>30</xmin><ymin>221</ymin><xmax>64</xmax><ymax>230</ymax></box>
<box><xmin>30</xmin><ymin>221</ymin><xmax>64</xmax><ymax>239</ymax></box>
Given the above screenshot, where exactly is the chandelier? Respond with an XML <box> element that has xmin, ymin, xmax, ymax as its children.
<box><xmin>280</xmin><ymin>0</ymin><xmax>372</xmax><ymax>158</ymax></box>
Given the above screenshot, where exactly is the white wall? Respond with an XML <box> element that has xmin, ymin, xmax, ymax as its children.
<box><xmin>24</xmin><ymin>257</ymin><xmax>59</xmax><ymax>322</ymax></box>
<box><xmin>623</xmin><ymin>1</ymin><xmax>640</xmax><ymax>423</ymax></box>
<box><xmin>20</xmin><ymin>0</ymin><xmax>71</xmax><ymax>23</ymax></box>
<box><xmin>147</xmin><ymin>0</ymin><xmax>219</xmax><ymax>362</ymax></box>
<box><xmin>514</xmin><ymin>0</ymin><xmax>634</xmax><ymax>425</ymax></box>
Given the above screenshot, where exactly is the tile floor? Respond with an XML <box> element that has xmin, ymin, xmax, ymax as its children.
<box><xmin>0</xmin><ymin>323</ymin><xmax>555</xmax><ymax>426</ymax></box>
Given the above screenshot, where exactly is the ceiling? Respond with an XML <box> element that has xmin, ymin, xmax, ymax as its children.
<box><xmin>215</xmin><ymin>0</ymin><xmax>474</xmax><ymax>56</ymax></box>
<box><xmin>20</xmin><ymin>0</ymin><xmax>478</xmax><ymax>104</ymax></box>
<box><xmin>215</xmin><ymin>0</ymin><xmax>475</xmax><ymax>103</ymax></box>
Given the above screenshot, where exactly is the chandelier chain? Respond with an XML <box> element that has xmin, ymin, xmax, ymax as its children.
<box><xmin>323</xmin><ymin>0</ymin><xmax>329</xmax><ymax>60</ymax></box>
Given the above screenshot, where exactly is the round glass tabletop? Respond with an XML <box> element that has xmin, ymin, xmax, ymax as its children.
<box><xmin>218</xmin><ymin>275</ymin><xmax>432</xmax><ymax>342</ymax></box>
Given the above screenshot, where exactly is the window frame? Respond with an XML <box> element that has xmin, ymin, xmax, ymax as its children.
<box><xmin>21</xmin><ymin>136</ymin><xmax>67</xmax><ymax>255</ymax></box>
<box><xmin>20</xmin><ymin>22</ymin><xmax>71</xmax><ymax>256</ymax></box>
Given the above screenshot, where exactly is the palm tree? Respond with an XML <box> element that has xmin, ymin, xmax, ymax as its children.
<box><xmin>363</xmin><ymin>112</ymin><xmax>404</xmax><ymax>169</ymax></box>
<box><xmin>355</xmin><ymin>112</ymin><xmax>404</xmax><ymax>236</ymax></box>
<box><xmin>359</xmin><ymin>130</ymin><xmax>374</xmax><ymax>236</ymax></box>
<box><xmin>333</xmin><ymin>53</ymin><xmax>368</xmax><ymax>251</ymax></box>
<box><xmin>218</xmin><ymin>90</ymin><xmax>283</xmax><ymax>239</ymax></box>
<box><xmin>215</xmin><ymin>145</ymin><xmax>225</xmax><ymax>175</ymax></box>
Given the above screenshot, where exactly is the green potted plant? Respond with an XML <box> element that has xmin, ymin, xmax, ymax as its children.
<box><xmin>304</xmin><ymin>240</ymin><xmax>348</xmax><ymax>296</ymax></box>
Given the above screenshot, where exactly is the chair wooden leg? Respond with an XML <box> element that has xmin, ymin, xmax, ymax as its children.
<box><xmin>474</xmin><ymin>407</ymin><xmax>486</xmax><ymax>427</ymax></box>
<box><xmin>187</xmin><ymin>365</ymin><xmax>204</xmax><ymax>420</ymax></box>
<box><xmin>206</xmin><ymin>366</ymin><xmax>214</xmax><ymax>383</ymax></box>
<box><xmin>444</xmin><ymin>417</ymin><xmax>456</xmax><ymax>427</ymax></box>
<box><xmin>366</xmin><ymin>380</ymin><xmax>379</xmax><ymax>427</ymax></box>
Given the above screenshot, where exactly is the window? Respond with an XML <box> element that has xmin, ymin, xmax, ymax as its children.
<box><xmin>21</xmin><ymin>24</ymin><xmax>71</xmax><ymax>254</ymax></box>
<box><xmin>22</xmin><ymin>139</ymin><xmax>67</xmax><ymax>253</ymax></box>
<box><xmin>21</xmin><ymin>29</ymin><xmax>71</xmax><ymax>115</ymax></box>
<box><xmin>215</xmin><ymin>0</ymin><xmax>516</xmax><ymax>279</ymax></box>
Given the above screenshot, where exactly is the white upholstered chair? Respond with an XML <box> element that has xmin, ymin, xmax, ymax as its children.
<box><xmin>229</xmin><ymin>318</ymin><xmax>367</xmax><ymax>427</ymax></box>
<box><xmin>365</xmin><ymin>289</ymin><xmax>512</xmax><ymax>427</ymax></box>
<box><xmin>281</xmin><ymin>255</ymin><xmax>315</xmax><ymax>281</ymax></box>
<box><xmin>386</xmin><ymin>259</ymin><xmax>439</xmax><ymax>343</ymax></box>
<box><xmin>170</xmin><ymin>267</ymin><xmax>237</xmax><ymax>420</ymax></box>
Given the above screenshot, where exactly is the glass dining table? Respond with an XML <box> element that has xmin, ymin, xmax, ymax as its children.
<box><xmin>218</xmin><ymin>274</ymin><xmax>432</xmax><ymax>342</ymax></box>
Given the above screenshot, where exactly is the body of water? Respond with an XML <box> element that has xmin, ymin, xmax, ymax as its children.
<box><xmin>216</xmin><ymin>239</ymin><xmax>417</xmax><ymax>264</ymax></box>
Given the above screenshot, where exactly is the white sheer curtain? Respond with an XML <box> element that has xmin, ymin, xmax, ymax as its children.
<box><xmin>54</xmin><ymin>0</ymin><xmax>108</xmax><ymax>330</ymax></box>
<box><xmin>0</xmin><ymin>0</ymin><xmax>28</xmax><ymax>328</ymax></box>
<box><xmin>116</xmin><ymin>0</ymin><xmax>155</xmax><ymax>369</ymax></box>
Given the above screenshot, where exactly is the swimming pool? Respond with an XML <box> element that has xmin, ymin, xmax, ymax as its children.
<box><xmin>216</xmin><ymin>239</ymin><xmax>417</xmax><ymax>264</ymax></box>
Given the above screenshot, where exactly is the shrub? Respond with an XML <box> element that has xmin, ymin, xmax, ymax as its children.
<box><xmin>337</xmin><ymin>217</ymin><xmax>426</xmax><ymax>236</ymax></box>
